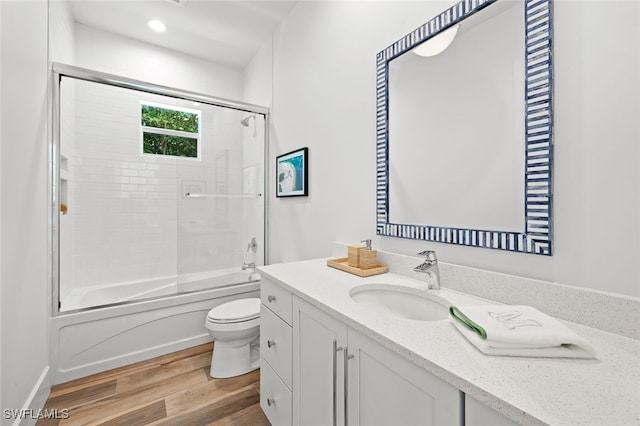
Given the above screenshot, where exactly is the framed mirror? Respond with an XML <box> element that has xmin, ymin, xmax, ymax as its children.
<box><xmin>376</xmin><ymin>0</ymin><xmax>553</xmax><ymax>255</ymax></box>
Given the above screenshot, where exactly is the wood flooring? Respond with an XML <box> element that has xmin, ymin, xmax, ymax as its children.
<box><xmin>37</xmin><ymin>343</ymin><xmax>270</xmax><ymax>426</ymax></box>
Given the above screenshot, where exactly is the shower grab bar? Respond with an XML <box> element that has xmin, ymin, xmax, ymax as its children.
<box><xmin>185</xmin><ymin>193</ymin><xmax>262</xmax><ymax>198</ymax></box>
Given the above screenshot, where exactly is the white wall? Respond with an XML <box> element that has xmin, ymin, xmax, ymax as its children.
<box><xmin>49</xmin><ymin>0</ymin><xmax>75</xmax><ymax>65</ymax></box>
<box><xmin>243</xmin><ymin>39</ymin><xmax>273</xmax><ymax>109</ymax></box>
<box><xmin>255</xmin><ymin>0</ymin><xmax>640</xmax><ymax>298</ymax></box>
<box><xmin>551</xmin><ymin>0</ymin><xmax>639</xmax><ymax>297</ymax></box>
<box><xmin>0</xmin><ymin>0</ymin><xmax>3</xmax><ymax>416</ymax></box>
<box><xmin>0</xmin><ymin>0</ymin><xmax>50</xmax><ymax>423</ymax></box>
<box><xmin>74</xmin><ymin>24</ymin><xmax>243</xmax><ymax>101</ymax></box>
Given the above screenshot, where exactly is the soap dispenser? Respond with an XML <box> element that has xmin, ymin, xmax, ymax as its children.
<box><xmin>359</xmin><ymin>239</ymin><xmax>379</xmax><ymax>269</ymax></box>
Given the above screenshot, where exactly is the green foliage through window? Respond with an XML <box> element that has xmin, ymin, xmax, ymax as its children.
<box><xmin>141</xmin><ymin>103</ymin><xmax>200</xmax><ymax>158</ymax></box>
<box><xmin>142</xmin><ymin>134</ymin><xmax>198</xmax><ymax>158</ymax></box>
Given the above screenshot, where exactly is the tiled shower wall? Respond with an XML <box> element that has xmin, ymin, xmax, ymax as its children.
<box><xmin>59</xmin><ymin>78</ymin><xmax>263</xmax><ymax>295</ymax></box>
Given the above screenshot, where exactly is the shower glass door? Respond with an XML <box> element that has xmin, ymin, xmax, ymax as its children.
<box><xmin>175</xmin><ymin>107</ymin><xmax>265</xmax><ymax>293</ymax></box>
<box><xmin>56</xmin><ymin>72</ymin><xmax>266</xmax><ymax>312</ymax></box>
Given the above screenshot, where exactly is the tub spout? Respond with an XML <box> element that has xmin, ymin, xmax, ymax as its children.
<box><xmin>242</xmin><ymin>262</ymin><xmax>256</xmax><ymax>271</ymax></box>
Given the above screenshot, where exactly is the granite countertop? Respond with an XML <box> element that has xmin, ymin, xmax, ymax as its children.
<box><xmin>258</xmin><ymin>258</ymin><xmax>640</xmax><ymax>426</ymax></box>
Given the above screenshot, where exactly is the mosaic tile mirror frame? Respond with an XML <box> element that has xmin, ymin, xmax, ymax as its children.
<box><xmin>376</xmin><ymin>0</ymin><xmax>553</xmax><ymax>255</ymax></box>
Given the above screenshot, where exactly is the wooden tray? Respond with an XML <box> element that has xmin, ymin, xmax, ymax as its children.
<box><xmin>326</xmin><ymin>258</ymin><xmax>389</xmax><ymax>277</ymax></box>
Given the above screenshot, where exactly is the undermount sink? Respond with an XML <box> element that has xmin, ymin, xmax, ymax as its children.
<box><xmin>349</xmin><ymin>284</ymin><xmax>450</xmax><ymax>321</ymax></box>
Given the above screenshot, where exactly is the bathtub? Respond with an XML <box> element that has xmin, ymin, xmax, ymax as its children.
<box><xmin>178</xmin><ymin>268</ymin><xmax>261</xmax><ymax>293</ymax></box>
<box><xmin>61</xmin><ymin>268</ymin><xmax>260</xmax><ymax>312</ymax></box>
<box><xmin>51</xmin><ymin>268</ymin><xmax>260</xmax><ymax>384</ymax></box>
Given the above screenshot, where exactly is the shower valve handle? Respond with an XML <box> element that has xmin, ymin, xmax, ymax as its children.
<box><xmin>247</xmin><ymin>237</ymin><xmax>258</xmax><ymax>253</ymax></box>
<box><xmin>267</xmin><ymin>295</ymin><xmax>276</xmax><ymax>303</ymax></box>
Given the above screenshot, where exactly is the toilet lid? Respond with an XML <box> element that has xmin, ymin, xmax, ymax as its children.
<box><xmin>207</xmin><ymin>298</ymin><xmax>260</xmax><ymax>323</ymax></box>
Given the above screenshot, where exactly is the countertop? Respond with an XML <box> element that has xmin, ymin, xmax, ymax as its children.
<box><xmin>258</xmin><ymin>258</ymin><xmax>640</xmax><ymax>426</ymax></box>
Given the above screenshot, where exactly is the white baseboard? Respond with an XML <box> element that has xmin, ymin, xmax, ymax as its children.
<box><xmin>11</xmin><ymin>366</ymin><xmax>50</xmax><ymax>426</ymax></box>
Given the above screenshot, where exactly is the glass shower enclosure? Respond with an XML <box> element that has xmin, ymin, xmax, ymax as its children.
<box><xmin>52</xmin><ymin>64</ymin><xmax>267</xmax><ymax>313</ymax></box>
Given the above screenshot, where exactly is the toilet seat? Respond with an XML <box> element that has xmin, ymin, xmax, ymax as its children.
<box><xmin>207</xmin><ymin>298</ymin><xmax>260</xmax><ymax>324</ymax></box>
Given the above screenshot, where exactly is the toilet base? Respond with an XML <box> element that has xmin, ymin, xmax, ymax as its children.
<box><xmin>209</xmin><ymin>337</ymin><xmax>260</xmax><ymax>378</ymax></box>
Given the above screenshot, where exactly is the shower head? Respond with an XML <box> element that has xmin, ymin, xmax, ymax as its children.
<box><xmin>240</xmin><ymin>115</ymin><xmax>256</xmax><ymax>127</ymax></box>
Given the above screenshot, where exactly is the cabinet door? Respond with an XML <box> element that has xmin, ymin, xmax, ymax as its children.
<box><xmin>347</xmin><ymin>329</ymin><xmax>462</xmax><ymax>426</ymax></box>
<box><xmin>465</xmin><ymin>395</ymin><xmax>518</xmax><ymax>426</ymax></box>
<box><xmin>293</xmin><ymin>296</ymin><xmax>348</xmax><ymax>426</ymax></box>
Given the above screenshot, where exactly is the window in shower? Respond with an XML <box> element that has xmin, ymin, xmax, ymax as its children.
<box><xmin>141</xmin><ymin>101</ymin><xmax>201</xmax><ymax>159</ymax></box>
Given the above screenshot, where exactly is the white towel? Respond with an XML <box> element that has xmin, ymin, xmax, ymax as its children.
<box><xmin>449</xmin><ymin>305</ymin><xmax>597</xmax><ymax>359</ymax></box>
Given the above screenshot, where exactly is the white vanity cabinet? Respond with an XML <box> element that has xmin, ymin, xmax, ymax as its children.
<box><xmin>465</xmin><ymin>395</ymin><xmax>518</xmax><ymax>426</ymax></box>
<box><xmin>293</xmin><ymin>296</ymin><xmax>462</xmax><ymax>426</ymax></box>
<box><xmin>260</xmin><ymin>277</ymin><xmax>293</xmax><ymax>425</ymax></box>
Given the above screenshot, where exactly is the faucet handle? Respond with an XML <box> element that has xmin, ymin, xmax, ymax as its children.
<box><xmin>417</xmin><ymin>250</ymin><xmax>437</xmax><ymax>262</ymax></box>
<box><xmin>247</xmin><ymin>237</ymin><xmax>258</xmax><ymax>253</ymax></box>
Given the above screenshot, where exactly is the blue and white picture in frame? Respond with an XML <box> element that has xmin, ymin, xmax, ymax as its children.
<box><xmin>276</xmin><ymin>147</ymin><xmax>308</xmax><ymax>197</ymax></box>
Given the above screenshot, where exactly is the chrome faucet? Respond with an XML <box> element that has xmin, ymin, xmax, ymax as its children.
<box><xmin>414</xmin><ymin>250</ymin><xmax>440</xmax><ymax>290</ymax></box>
<box><xmin>241</xmin><ymin>262</ymin><xmax>255</xmax><ymax>271</ymax></box>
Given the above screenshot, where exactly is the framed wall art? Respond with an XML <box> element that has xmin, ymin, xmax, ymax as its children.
<box><xmin>276</xmin><ymin>147</ymin><xmax>308</xmax><ymax>197</ymax></box>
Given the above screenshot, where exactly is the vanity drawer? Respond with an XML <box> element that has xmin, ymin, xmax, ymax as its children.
<box><xmin>261</xmin><ymin>276</ymin><xmax>292</xmax><ymax>325</ymax></box>
<box><xmin>260</xmin><ymin>360</ymin><xmax>292</xmax><ymax>426</ymax></box>
<box><xmin>261</xmin><ymin>304</ymin><xmax>293</xmax><ymax>389</ymax></box>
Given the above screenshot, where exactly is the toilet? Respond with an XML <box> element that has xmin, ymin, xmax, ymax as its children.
<box><xmin>205</xmin><ymin>298</ymin><xmax>261</xmax><ymax>378</ymax></box>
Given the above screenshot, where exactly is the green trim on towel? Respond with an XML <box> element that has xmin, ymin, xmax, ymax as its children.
<box><xmin>450</xmin><ymin>306</ymin><xmax>487</xmax><ymax>340</ymax></box>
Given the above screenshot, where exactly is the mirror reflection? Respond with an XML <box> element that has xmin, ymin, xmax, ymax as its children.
<box><xmin>388</xmin><ymin>0</ymin><xmax>525</xmax><ymax>232</ymax></box>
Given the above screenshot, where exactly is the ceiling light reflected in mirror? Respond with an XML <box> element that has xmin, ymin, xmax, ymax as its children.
<box><xmin>412</xmin><ymin>24</ymin><xmax>460</xmax><ymax>57</ymax></box>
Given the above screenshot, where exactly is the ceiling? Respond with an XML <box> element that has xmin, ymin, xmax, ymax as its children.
<box><xmin>68</xmin><ymin>0</ymin><xmax>298</xmax><ymax>69</ymax></box>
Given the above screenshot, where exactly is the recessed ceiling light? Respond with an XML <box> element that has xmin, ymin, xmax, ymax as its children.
<box><xmin>147</xmin><ymin>19</ymin><xmax>167</xmax><ymax>33</ymax></box>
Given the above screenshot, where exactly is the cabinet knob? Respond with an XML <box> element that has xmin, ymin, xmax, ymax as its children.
<box><xmin>267</xmin><ymin>340</ymin><xmax>276</xmax><ymax>348</ymax></box>
<box><xmin>267</xmin><ymin>295</ymin><xmax>276</xmax><ymax>302</ymax></box>
<box><xmin>267</xmin><ymin>397</ymin><xmax>275</xmax><ymax>407</ymax></box>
